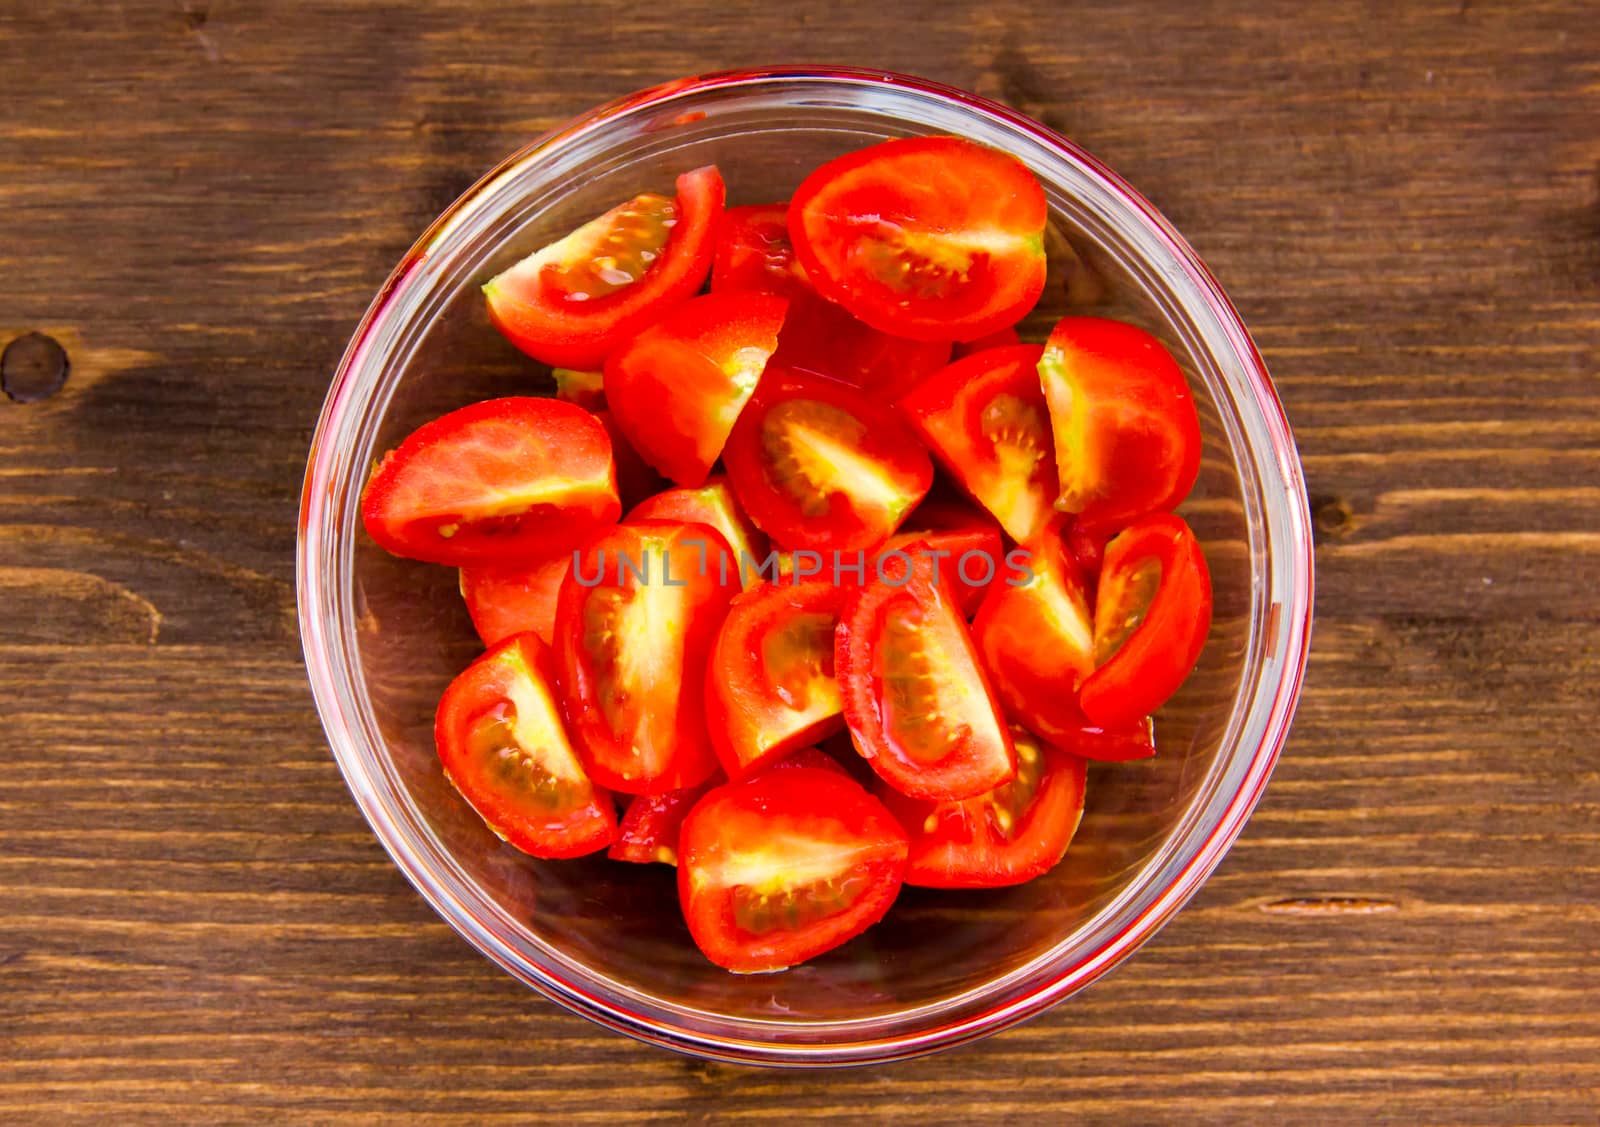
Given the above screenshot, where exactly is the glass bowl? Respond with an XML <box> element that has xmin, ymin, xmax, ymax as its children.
<box><xmin>297</xmin><ymin>67</ymin><xmax>1313</xmax><ymax>1065</ymax></box>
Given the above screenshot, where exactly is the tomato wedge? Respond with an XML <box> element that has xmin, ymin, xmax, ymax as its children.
<box><xmin>712</xmin><ymin>203</ymin><xmax>953</xmax><ymax>403</ymax></box>
<box><xmin>459</xmin><ymin>551</ymin><xmax>571</xmax><ymax>648</ymax></box>
<box><xmin>1038</xmin><ymin>317</ymin><xmax>1202</xmax><ymax>533</ymax></box>
<box><xmin>626</xmin><ymin>474</ymin><xmax>769</xmax><ymax>589</ymax></box>
<box><xmin>706</xmin><ymin>581</ymin><xmax>847</xmax><ymax>780</ymax></box>
<box><xmin>952</xmin><ymin>325</ymin><xmax>1022</xmax><ymax>360</ymax></box>
<box><xmin>878</xmin><ymin>727</ymin><xmax>1087</xmax><ymax>888</ymax></box>
<box><xmin>724</xmin><ymin>368</ymin><xmax>932</xmax><ymax>552</ymax></box>
<box><xmin>971</xmin><ymin>517</ymin><xmax>1098</xmax><ymax>744</ymax></box>
<box><xmin>434</xmin><ymin>633</ymin><xmax>616</xmax><ymax>858</ymax></box>
<box><xmin>789</xmin><ymin>137</ymin><xmax>1047</xmax><ymax>342</ymax></box>
<box><xmin>607</xmin><ymin>777</ymin><xmax>720</xmax><ymax>866</ymax></box>
<box><xmin>361</xmin><ymin>397</ymin><xmax>620</xmax><ymax>566</ymax></box>
<box><xmin>1079</xmin><ymin>513</ymin><xmax>1212</xmax><ymax>730</ymax></box>
<box><xmin>837</xmin><ymin>550</ymin><xmax>1016</xmax><ymax>801</ymax></box>
<box><xmin>554</xmin><ymin>521</ymin><xmax>735</xmax><ymax>795</ymax></box>
<box><xmin>1050</xmin><ymin>714</ymin><xmax>1157</xmax><ymax>763</ymax></box>
<box><xmin>484</xmin><ymin>166</ymin><xmax>725</xmax><ymax>369</ymax></box>
<box><xmin>605</xmin><ymin>291</ymin><xmax>788</xmax><ymax>486</ymax></box>
<box><xmin>678</xmin><ymin>767</ymin><xmax>908</xmax><ymax>972</ymax></box>
<box><xmin>899</xmin><ymin>345</ymin><xmax>1059</xmax><ymax>544</ymax></box>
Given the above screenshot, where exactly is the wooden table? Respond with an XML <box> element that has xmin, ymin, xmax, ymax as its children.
<box><xmin>4</xmin><ymin>2</ymin><xmax>1596</xmax><ymax>1121</ymax></box>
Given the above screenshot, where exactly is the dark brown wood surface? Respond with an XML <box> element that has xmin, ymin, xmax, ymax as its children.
<box><xmin>3</xmin><ymin>1</ymin><xmax>1597</xmax><ymax>1121</ymax></box>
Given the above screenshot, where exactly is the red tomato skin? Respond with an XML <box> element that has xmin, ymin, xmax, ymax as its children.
<box><xmin>361</xmin><ymin>397</ymin><xmax>620</xmax><ymax>567</ymax></box>
<box><xmin>789</xmin><ymin>137</ymin><xmax>1047</xmax><ymax>342</ymax></box>
<box><xmin>971</xmin><ymin>518</ymin><xmax>1098</xmax><ymax>745</ymax></box>
<box><xmin>607</xmin><ymin>776</ymin><xmax>721</xmax><ymax>865</ymax></box>
<box><xmin>723</xmin><ymin>368</ymin><xmax>934</xmax><ymax>553</ymax></box>
<box><xmin>836</xmin><ymin>552</ymin><xmax>1017</xmax><ymax>802</ymax></box>
<box><xmin>952</xmin><ymin>325</ymin><xmax>1022</xmax><ymax>360</ymax></box>
<box><xmin>459</xmin><ymin>552</ymin><xmax>572</xmax><ymax>648</ymax></box>
<box><xmin>434</xmin><ymin>634</ymin><xmax>617</xmax><ymax>859</ymax></box>
<box><xmin>677</xmin><ymin>767</ymin><xmax>908</xmax><ymax>972</ymax></box>
<box><xmin>1051</xmin><ymin>714</ymin><xmax>1158</xmax><ymax>762</ymax></box>
<box><xmin>625</xmin><ymin>475</ymin><xmax>769</xmax><ymax>589</ymax></box>
<box><xmin>484</xmin><ymin>166</ymin><xmax>725</xmax><ymax>369</ymax></box>
<box><xmin>764</xmin><ymin>745</ymin><xmax>853</xmax><ymax>777</ymax></box>
<box><xmin>883</xmin><ymin>523</ymin><xmax>1004</xmax><ymax>617</ymax></box>
<box><xmin>878</xmin><ymin>736</ymin><xmax>1088</xmax><ymax>888</ymax></box>
<box><xmin>604</xmin><ymin>292</ymin><xmax>788</xmax><ymax>487</ymax></box>
<box><xmin>898</xmin><ymin>345</ymin><xmax>1059</xmax><ymax>545</ymax></box>
<box><xmin>1079</xmin><ymin>514</ymin><xmax>1213</xmax><ymax>730</ymax></box>
<box><xmin>553</xmin><ymin>521</ymin><xmax>735</xmax><ymax>796</ymax></box>
<box><xmin>706</xmin><ymin>581</ymin><xmax>847</xmax><ymax>781</ymax></box>
<box><xmin>711</xmin><ymin>202</ymin><xmax>954</xmax><ymax>403</ymax></box>
<box><xmin>1038</xmin><ymin>317</ymin><xmax>1203</xmax><ymax>534</ymax></box>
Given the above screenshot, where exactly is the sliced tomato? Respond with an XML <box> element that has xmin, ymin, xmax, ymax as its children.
<box><xmin>899</xmin><ymin>345</ymin><xmax>1059</xmax><ymax>544</ymax></box>
<box><xmin>952</xmin><ymin>325</ymin><xmax>1022</xmax><ymax>360</ymax></box>
<box><xmin>789</xmin><ymin>137</ymin><xmax>1047</xmax><ymax>342</ymax></box>
<box><xmin>605</xmin><ymin>291</ymin><xmax>788</xmax><ymax>486</ymax></box>
<box><xmin>766</xmin><ymin>745</ymin><xmax>852</xmax><ymax>777</ymax></box>
<box><xmin>596</xmin><ymin>409</ymin><xmax>665</xmax><ymax>509</ymax></box>
<box><xmin>971</xmin><ymin>517</ymin><xmax>1098</xmax><ymax>745</ymax></box>
<box><xmin>882</xmin><ymin>523</ymin><xmax>1003</xmax><ymax>617</ymax></box>
<box><xmin>554</xmin><ymin>521</ymin><xmax>735</xmax><ymax>795</ymax></box>
<box><xmin>552</xmin><ymin>368</ymin><xmax>605</xmax><ymax>412</ymax></box>
<box><xmin>713</xmin><ymin>203</ymin><xmax>952</xmax><ymax>402</ymax></box>
<box><xmin>1063</xmin><ymin>514</ymin><xmax>1110</xmax><ymax>590</ymax></box>
<box><xmin>677</xmin><ymin>767</ymin><xmax>908</xmax><ymax>972</ymax></box>
<box><xmin>607</xmin><ymin>777</ymin><xmax>720</xmax><ymax>866</ymax></box>
<box><xmin>878</xmin><ymin>726</ymin><xmax>1087</xmax><ymax>888</ymax></box>
<box><xmin>1038</xmin><ymin>317</ymin><xmax>1202</xmax><ymax>533</ymax></box>
<box><xmin>1050</xmin><ymin>714</ymin><xmax>1157</xmax><ymax>763</ymax></box>
<box><xmin>484</xmin><ymin>166</ymin><xmax>725</xmax><ymax>369</ymax></box>
<box><xmin>836</xmin><ymin>550</ymin><xmax>1016</xmax><ymax>801</ymax></box>
<box><xmin>434</xmin><ymin>633</ymin><xmax>616</xmax><ymax>858</ymax></box>
<box><xmin>1079</xmin><ymin>513</ymin><xmax>1212</xmax><ymax>730</ymax></box>
<box><xmin>626</xmin><ymin>475</ymin><xmax>769</xmax><ymax>590</ymax></box>
<box><xmin>706</xmin><ymin>581</ymin><xmax>847</xmax><ymax>780</ymax></box>
<box><xmin>724</xmin><ymin>368</ymin><xmax>932</xmax><ymax>552</ymax></box>
<box><xmin>361</xmin><ymin>397</ymin><xmax>619</xmax><ymax>566</ymax></box>
<box><xmin>459</xmin><ymin>551</ymin><xmax>571</xmax><ymax>648</ymax></box>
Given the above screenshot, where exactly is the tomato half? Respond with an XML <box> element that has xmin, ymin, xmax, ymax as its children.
<box><xmin>605</xmin><ymin>291</ymin><xmax>788</xmax><ymax>486</ymax></box>
<box><xmin>971</xmin><ymin>518</ymin><xmax>1097</xmax><ymax>745</ymax></box>
<box><xmin>878</xmin><ymin>727</ymin><xmax>1087</xmax><ymax>888</ymax></box>
<box><xmin>484</xmin><ymin>166</ymin><xmax>725</xmax><ymax>369</ymax></box>
<box><xmin>434</xmin><ymin>633</ymin><xmax>616</xmax><ymax>858</ymax></box>
<box><xmin>952</xmin><ymin>325</ymin><xmax>1022</xmax><ymax>360</ymax></box>
<box><xmin>607</xmin><ymin>777</ymin><xmax>719</xmax><ymax>866</ymax></box>
<box><xmin>723</xmin><ymin>368</ymin><xmax>933</xmax><ymax>552</ymax></box>
<box><xmin>789</xmin><ymin>137</ymin><xmax>1047</xmax><ymax>342</ymax></box>
<box><xmin>898</xmin><ymin>344</ymin><xmax>1059</xmax><ymax>544</ymax></box>
<box><xmin>836</xmin><ymin>551</ymin><xmax>1016</xmax><ymax>801</ymax></box>
<box><xmin>677</xmin><ymin>767</ymin><xmax>908</xmax><ymax>972</ymax></box>
<box><xmin>361</xmin><ymin>397</ymin><xmax>620</xmax><ymax>566</ymax></box>
<box><xmin>1038</xmin><ymin>317</ymin><xmax>1202</xmax><ymax>533</ymax></box>
<box><xmin>1079</xmin><ymin>513</ymin><xmax>1212</xmax><ymax>729</ymax></box>
<box><xmin>625</xmin><ymin>474</ymin><xmax>769</xmax><ymax>590</ymax></box>
<box><xmin>706</xmin><ymin>581</ymin><xmax>847</xmax><ymax>780</ymax></box>
<box><xmin>459</xmin><ymin>551</ymin><xmax>571</xmax><ymax>648</ymax></box>
<box><xmin>711</xmin><ymin>203</ymin><xmax>954</xmax><ymax>403</ymax></box>
<box><xmin>554</xmin><ymin>521</ymin><xmax>735</xmax><ymax>795</ymax></box>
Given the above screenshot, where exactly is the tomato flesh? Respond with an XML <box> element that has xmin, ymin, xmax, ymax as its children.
<box><xmin>625</xmin><ymin>475</ymin><xmax>769</xmax><ymax>590</ymax></box>
<box><xmin>678</xmin><ymin>767</ymin><xmax>908</xmax><ymax>972</ymax></box>
<box><xmin>724</xmin><ymin>368</ymin><xmax>933</xmax><ymax>552</ymax></box>
<box><xmin>789</xmin><ymin>137</ymin><xmax>1047</xmax><ymax>342</ymax></box>
<box><xmin>605</xmin><ymin>291</ymin><xmax>788</xmax><ymax>486</ymax></box>
<box><xmin>879</xmin><ymin>727</ymin><xmax>1087</xmax><ymax>888</ymax></box>
<box><xmin>608</xmin><ymin>777</ymin><xmax>719</xmax><ymax>866</ymax></box>
<box><xmin>459</xmin><ymin>551</ymin><xmax>571</xmax><ymax>649</ymax></box>
<box><xmin>434</xmin><ymin>634</ymin><xmax>616</xmax><ymax>858</ymax></box>
<box><xmin>484</xmin><ymin>166</ymin><xmax>724</xmax><ymax>369</ymax></box>
<box><xmin>554</xmin><ymin>521</ymin><xmax>735</xmax><ymax>795</ymax></box>
<box><xmin>707</xmin><ymin>581</ymin><xmax>847</xmax><ymax>780</ymax></box>
<box><xmin>1079</xmin><ymin>513</ymin><xmax>1212</xmax><ymax>729</ymax></box>
<box><xmin>899</xmin><ymin>345</ymin><xmax>1060</xmax><ymax>544</ymax></box>
<box><xmin>972</xmin><ymin>517</ymin><xmax>1098</xmax><ymax>745</ymax></box>
<box><xmin>1037</xmin><ymin>317</ymin><xmax>1202</xmax><ymax>533</ymax></box>
<box><xmin>360</xmin><ymin>397</ymin><xmax>620</xmax><ymax>567</ymax></box>
<box><xmin>837</xmin><ymin>552</ymin><xmax>1016</xmax><ymax>801</ymax></box>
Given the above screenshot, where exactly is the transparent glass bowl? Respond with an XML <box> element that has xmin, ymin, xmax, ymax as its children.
<box><xmin>297</xmin><ymin>67</ymin><xmax>1313</xmax><ymax>1065</ymax></box>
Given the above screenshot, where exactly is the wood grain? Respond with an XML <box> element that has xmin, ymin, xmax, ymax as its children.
<box><xmin>1</xmin><ymin>0</ymin><xmax>1596</xmax><ymax>1122</ymax></box>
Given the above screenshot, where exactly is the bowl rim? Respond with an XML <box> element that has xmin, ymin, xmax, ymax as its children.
<box><xmin>297</xmin><ymin>64</ymin><xmax>1314</xmax><ymax>1066</ymax></box>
